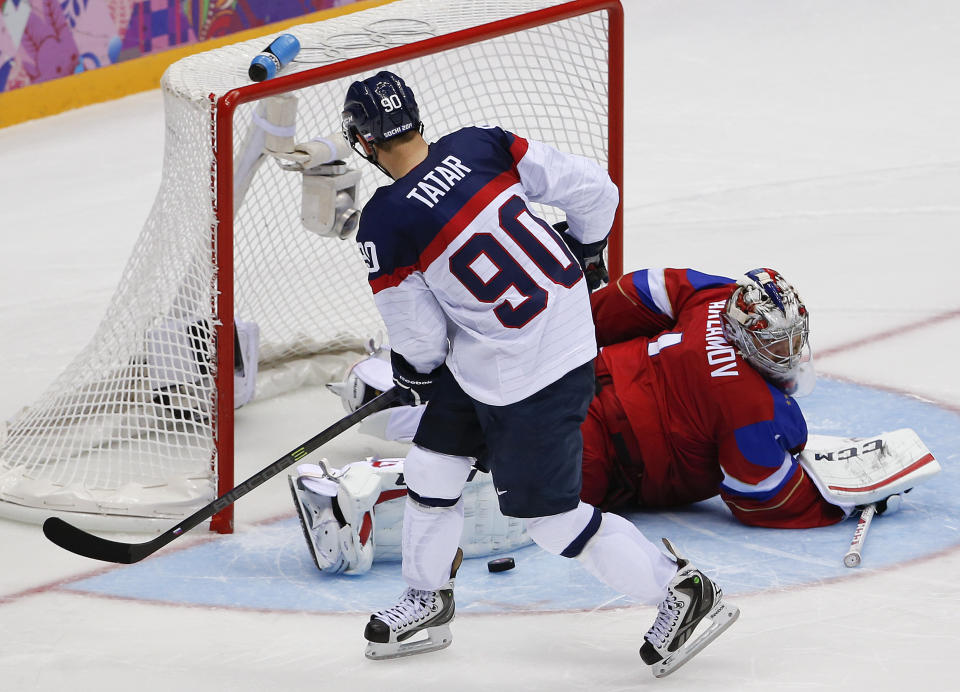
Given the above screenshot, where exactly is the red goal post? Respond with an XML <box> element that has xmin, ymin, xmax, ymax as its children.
<box><xmin>0</xmin><ymin>0</ymin><xmax>623</xmax><ymax>534</ymax></box>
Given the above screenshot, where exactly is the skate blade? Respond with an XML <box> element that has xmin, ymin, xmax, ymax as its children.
<box><xmin>652</xmin><ymin>602</ymin><xmax>740</xmax><ymax>678</ymax></box>
<box><xmin>364</xmin><ymin>624</ymin><xmax>453</xmax><ymax>661</ymax></box>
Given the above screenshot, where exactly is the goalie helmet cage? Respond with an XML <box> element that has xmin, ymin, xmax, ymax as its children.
<box><xmin>0</xmin><ymin>0</ymin><xmax>624</xmax><ymax>534</ymax></box>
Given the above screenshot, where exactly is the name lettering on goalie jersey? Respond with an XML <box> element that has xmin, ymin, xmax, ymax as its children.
<box><xmin>705</xmin><ymin>300</ymin><xmax>739</xmax><ymax>377</ymax></box>
<box><xmin>405</xmin><ymin>156</ymin><xmax>472</xmax><ymax>208</ymax></box>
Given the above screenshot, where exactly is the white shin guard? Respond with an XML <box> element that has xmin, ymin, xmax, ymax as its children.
<box><xmin>402</xmin><ymin>497</ymin><xmax>465</xmax><ymax>590</ymax></box>
<box><xmin>401</xmin><ymin>446</ymin><xmax>473</xmax><ymax>590</ymax></box>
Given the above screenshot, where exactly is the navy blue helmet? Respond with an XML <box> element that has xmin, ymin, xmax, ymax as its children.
<box><xmin>341</xmin><ymin>71</ymin><xmax>422</xmax><ymax>159</ymax></box>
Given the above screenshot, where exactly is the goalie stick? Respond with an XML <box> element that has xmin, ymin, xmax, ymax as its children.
<box><xmin>843</xmin><ymin>503</ymin><xmax>876</xmax><ymax>568</ymax></box>
<box><xmin>42</xmin><ymin>388</ymin><xmax>405</xmax><ymax>564</ymax></box>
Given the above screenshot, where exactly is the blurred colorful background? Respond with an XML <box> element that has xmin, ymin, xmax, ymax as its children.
<box><xmin>0</xmin><ymin>1</ymin><xmax>366</xmax><ymax>94</ymax></box>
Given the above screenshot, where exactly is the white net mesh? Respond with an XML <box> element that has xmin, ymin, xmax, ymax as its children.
<box><xmin>0</xmin><ymin>0</ymin><xmax>617</xmax><ymax>530</ymax></box>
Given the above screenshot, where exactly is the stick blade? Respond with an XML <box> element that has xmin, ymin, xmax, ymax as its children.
<box><xmin>42</xmin><ymin>517</ymin><xmax>147</xmax><ymax>564</ymax></box>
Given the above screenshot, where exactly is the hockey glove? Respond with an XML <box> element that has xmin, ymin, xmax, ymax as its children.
<box><xmin>553</xmin><ymin>221</ymin><xmax>609</xmax><ymax>291</ymax></box>
<box><xmin>390</xmin><ymin>350</ymin><xmax>442</xmax><ymax>406</ymax></box>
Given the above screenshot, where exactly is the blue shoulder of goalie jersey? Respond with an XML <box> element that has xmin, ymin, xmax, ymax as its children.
<box><xmin>721</xmin><ymin>380</ymin><xmax>808</xmax><ymax>501</ymax></box>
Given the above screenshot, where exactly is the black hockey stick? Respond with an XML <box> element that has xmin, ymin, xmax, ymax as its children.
<box><xmin>42</xmin><ymin>388</ymin><xmax>404</xmax><ymax>564</ymax></box>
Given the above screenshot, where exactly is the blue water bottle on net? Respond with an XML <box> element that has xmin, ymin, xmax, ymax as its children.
<box><xmin>248</xmin><ymin>34</ymin><xmax>301</xmax><ymax>82</ymax></box>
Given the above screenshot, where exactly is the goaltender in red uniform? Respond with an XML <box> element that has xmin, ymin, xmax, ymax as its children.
<box><xmin>582</xmin><ymin>267</ymin><xmax>845</xmax><ymax>528</ymax></box>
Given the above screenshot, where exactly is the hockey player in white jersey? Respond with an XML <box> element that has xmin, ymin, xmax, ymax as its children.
<box><xmin>338</xmin><ymin>70</ymin><xmax>738</xmax><ymax>676</ymax></box>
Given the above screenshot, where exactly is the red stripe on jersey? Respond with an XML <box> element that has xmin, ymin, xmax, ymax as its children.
<box><xmin>368</xmin><ymin>169</ymin><xmax>521</xmax><ymax>294</ymax></box>
<box><xmin>369</xmin><ymin>264</ymin><xmax>418</xmax><ymax>294</ymax></box>
<box><xmin>828</xmin><ymin>454</ymin><xmax>935</xmax><ymax>493</ymax></box>
<box><xmin>509</xmin><ymin>134</ymin><xmax>529</xmax><ymax>164</ymax></box>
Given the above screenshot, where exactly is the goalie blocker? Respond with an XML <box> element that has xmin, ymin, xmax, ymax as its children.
<box><xmin>798</xmin><ymin>428</ymin><xmax>940</xmax><ymax>567</ymax></box>
<box><xmin>798</xmin><ymin>428</ymin><xmax>940</xmax><ymax>511</ymax></box>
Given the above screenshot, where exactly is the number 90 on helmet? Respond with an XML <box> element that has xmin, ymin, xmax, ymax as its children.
<box><xmin>341</xmin><ymin>71</ymin><xmax>423</xmax><ymax>161</ymax></box>
<box><xmin>721</xmin><ymin>268</ymin><xmax>813</xmax><ymax>394</ymax></box>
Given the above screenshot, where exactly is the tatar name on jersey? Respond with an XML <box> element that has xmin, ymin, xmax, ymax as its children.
<box><xmin>404</xmin><ymin>155</ymin><xmax>472</xmax><ymax>208</ymax></box>
<box><xmin>356</xmin><ymin>127</ymin><xmax>598</xmax><ymax>406</ymax></box>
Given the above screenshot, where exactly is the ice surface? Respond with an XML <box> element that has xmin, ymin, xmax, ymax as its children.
<box><xmin>1</xmin><ymin>1</ymin><xmax>959</xmax><ymax>690</ymax></box>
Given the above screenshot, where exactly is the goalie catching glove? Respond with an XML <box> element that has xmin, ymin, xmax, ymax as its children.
<box><xmin>553</xmin><ymin>220</ymin><xmax>609</xmax><ymax>291</ymax></box>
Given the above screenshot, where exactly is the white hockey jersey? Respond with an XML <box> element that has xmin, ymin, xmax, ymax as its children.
<box><xmin>356</xmin><ymin>126</ymin><xmax>619</xmax><ymax>405</ymax></box>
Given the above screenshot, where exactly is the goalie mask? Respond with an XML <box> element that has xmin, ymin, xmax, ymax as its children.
<box><xmin>722</xmin><ymin>268</ymin><xmax>813</xmax><ymax>394</ymax></box>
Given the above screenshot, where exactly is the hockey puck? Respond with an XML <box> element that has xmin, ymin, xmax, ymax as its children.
<box><xmin>487</xmin><ymin>557</ymin><xmax>516</xmax><ymax>573</ymax></box>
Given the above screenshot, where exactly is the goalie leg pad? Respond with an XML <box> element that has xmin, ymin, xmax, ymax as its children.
<box><xmin>291</xmin><ymin>459</ymin><xmax>386</xmax><ymax>575</ymax></box>
<box><xmin>288</xmin><ymin>474</ymin><xmax>347</xmax><ymax>573</ymax></box>
<box><xmin>294</xmin><ymin>457</ymin><xmax>531</xmax><ymax>575</ymax></box>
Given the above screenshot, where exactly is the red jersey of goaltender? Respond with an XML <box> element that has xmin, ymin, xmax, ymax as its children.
<box><xmin>583</xmin><ymin>268</ymin><xmax>845</xmax><ymax>529</ymax></box>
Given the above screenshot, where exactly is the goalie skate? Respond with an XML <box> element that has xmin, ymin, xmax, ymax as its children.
<box><xmin>364</xmin><ymin>548</ymin><xmax>463</xmax><ymax>660</ymax></box>
<box><xmin>640</xmin><ymin>539</ymin><xmax>740</xmax><ymax>678</ymax></box>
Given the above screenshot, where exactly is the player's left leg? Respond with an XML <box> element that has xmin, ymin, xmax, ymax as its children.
<box><xmin>363</xmin><ymin>447</ymin><xmax>473</xmax><ymax>659</ymax></box>
<box><xmin>364</xmin><ymin>370</ymin><xmax>483</xmax><ymax>660</ymax></box>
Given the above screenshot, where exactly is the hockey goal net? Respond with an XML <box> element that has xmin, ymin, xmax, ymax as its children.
<box><xmin>0</xmin><ymin>0</ymin><xmax>623</xmax><ymax>533</ymax></box>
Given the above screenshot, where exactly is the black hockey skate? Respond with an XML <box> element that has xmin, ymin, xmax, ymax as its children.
<box><xmin>639</xmin><ymin>538</ymin><xmax>740</xmax><ymax>678</ymax></box>
<box><xmin>364</xmin><ymin>547</ymin><xmax>464</xmax><ymax>660</ymax></box>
